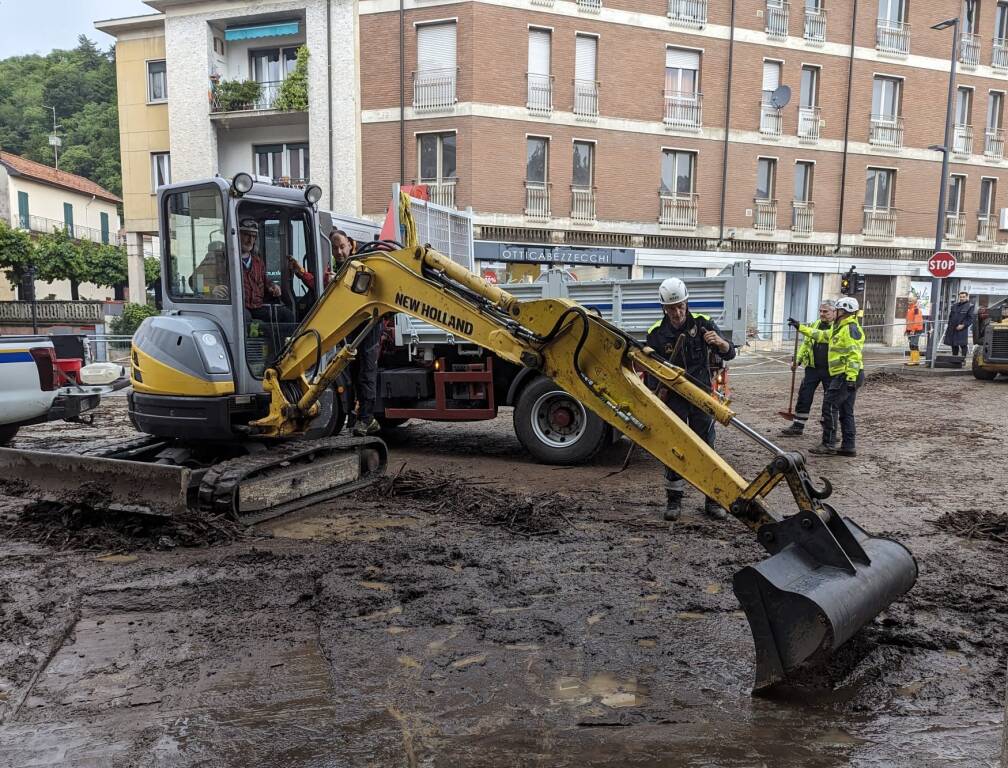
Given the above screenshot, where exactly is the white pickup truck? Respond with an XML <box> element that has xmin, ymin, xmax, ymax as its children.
<box><xmin>0</xmin><ymin>336</ymin><xmax>102</xmax><ymax>445</ymax></box>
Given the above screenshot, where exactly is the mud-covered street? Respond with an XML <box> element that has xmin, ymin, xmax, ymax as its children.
<box><xmin>0</xmin><ymin>363</ymin><xmax>1005</xmax><ymax>767</ymax></box>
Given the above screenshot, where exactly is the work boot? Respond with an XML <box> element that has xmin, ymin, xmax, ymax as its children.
<box><xmin>664</xmin><ymin>491</ymin><xmax>683</xmax><ymax>522</ymax></box>
<box><xmin>808</xmin><ymin>444</ymin><xmax>838</xmax><ymax>456</ymax></box>
<box><xmin>837</xmin><ymin>447</ymin><xmax>857</xmax><ymax>457</ymax></box>
<box><xmin>778</xmin><ymin>424</ymin><xmax>804</xmax><ymax>437</ymax></box>
<box><xmin>704</xmin><ymin>497</ymin><xmax>728</xmax><ymax>520</ymax></box>
<box><xmin>352</xmin><ymin>417</ymin><xmax>381</xmax><ymax>437</ymax></box>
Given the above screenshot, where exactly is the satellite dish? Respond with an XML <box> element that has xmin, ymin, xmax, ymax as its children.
<box><xmin>769</xmin><ymin>85</ymin><xmax>792</xmax><ymax>109</ymax></box>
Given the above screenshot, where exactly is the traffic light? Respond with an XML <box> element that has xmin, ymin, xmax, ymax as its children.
<box><xmin>840</xmin><ymin>266</ymin><xmax>863</xmax><ymax>296</ymax></box>
<box><xmin>855</xmin><ymin>273</ymin><xmax>866</xmax><ymax>293</ymax></box>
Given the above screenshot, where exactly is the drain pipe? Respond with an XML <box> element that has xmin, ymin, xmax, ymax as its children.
<box><xmin>717</xmin><ymin>0</ymin><xmax>737</xmax><ymax>245</ymax></box>
<box><xmin>835</xmin><ymin>0</ymin><xmax>858</xmax><ymax>252</ymax></box>
<box><xmin>399</xmin><ymin>0</ymin><xmax>406</xmax><ymax>184</ymax></box>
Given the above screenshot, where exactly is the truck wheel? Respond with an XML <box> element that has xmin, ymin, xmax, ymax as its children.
<box><xmin>513</xmin><ymin>377</ymin><xmax>607</xmax><ymax>465</ymax></box>
<box><xmin>972</xmin><ymin>354</ymin><xmax>998</xmax><ymax>380</ymax></box>
<box><xmin>0</xmin><ymin>424</ymin><xmax>18</xmax><ymax>446</ymax></box>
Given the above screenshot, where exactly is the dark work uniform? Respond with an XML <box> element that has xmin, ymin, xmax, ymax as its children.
<box><xmin>790</xmin><ymin>320</ymin><xmax>832</xmax><ymax>434</ymax></box>
<box><xmin>646</xmin><ymin>312</ymin><xmax>736</xmax><ymax>496</ymax></box>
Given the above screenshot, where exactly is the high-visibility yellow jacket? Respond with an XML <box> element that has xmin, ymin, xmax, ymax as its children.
<box><xmin>795</xmin><ymin>320</ymin><xmax>831</xmax><ymax>369</ymax></box>
<box><xmin>798</xmin><ymin>314</ymin><xmax>865</xmax><ymax>382</ymax></box>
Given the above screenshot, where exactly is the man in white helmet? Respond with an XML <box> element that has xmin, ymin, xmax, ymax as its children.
<box><xmin>647</xmin><ymin>277</ymin><xmax>735</xmax><ymax>520</ymax></box>
<box><xmin>788</xmin><ymin>295</ymin><xmax>865</xmax><ymax>457</ymax></box>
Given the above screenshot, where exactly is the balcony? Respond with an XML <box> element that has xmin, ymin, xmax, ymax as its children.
<box><xmin>994</xmin><ymin>37</ymin><xmax>1008</xmax><ymax>69</ymax></box>
<box><xmin>571</xmin><ymin>186</ymin><xmax>597</xmax><ymax>224</ymax></box>
<box><xmin>530</xmin><ymin>0</ymin><xmax>554</xmax><ymax>5</ymax></box>
<box><xmin>978</xmin><ymin>214</ymin><xmax>999</xmax><ymax>243</ymax></box>
<box><xmin>798</xmin><ymin>106</ymin><xmax>821</xmax><ymax>143</ymax></box>
<box><xmin>944</xmin><ymin>212</ymin><xmax>966</xmax><ymax>243</ymax></box>
<box><xmin>985</xmin><ymin>128</ymin><xmax>1005</xmax><ymax>159</ymax></box>
<box><xmin>417</xmin><ymin>178</ymin><xmax>457</xmax><ymax>208</ymax></box>
<box><xmin>527</xmin><ymin>73</ymin><xmax>554</xmax><ymax>117</ymax></box>
<box><xmin>753</xmin><ymin>199</ymin><xmax>777</xmax><ymax>233</ymax></box>
<box><xmin>760</xmin><ymin>102</ymin><xmax>782</xmax><ymax>137</ymax></box>
<box><xmin>577</xmin><ymin>0</ymin><xmax>602</xmax><ymax>12</ymax></box>
<box><xmin>804</xmin><ymin>7</ymin><xmax>826</xmax><ymax>42</ymax></box>
<box><xmin>953</xmin><ymin>124</ymin><xmax>974</xmax><ymax>157</ymax></box>
<box><xmin>791</xmin><ymin>200</ymin><xmax>814</xmax><ymax>235</ymax></box>
<box><xmin>22</xmin><ymin>215</ymin><xmax>118</xmax><ymax>245</ymax></box>
<box><xmin>869</xmin><ymin>115</ymin><xmax>904</xmax><ymax>149</ymax></box>
<box><xmin>659</xmin><ymin>192</ymin><xmax>698</xmax><ymax>230</ymax></box>
<box><xmin>959</xmin><ymin>33</ymin><xmax>981</xmax><ymax>67</ymax></box>
<box><xmin>765</xmin><ymin>2</ymin><xmax>789</xmax><ymax>39</ymax></box>
<box><xmin>574</xmin><ymin>80</ymin><xmax>599</xmax><ymax>119</ymax></box>
<box><xmin>876</xmin><ymin>19</ymin><xmax>910</xmax><ymax>55</ymax></box>
<box><xmin>412</xmin><ymin>68</ymin><xmax>457</xmax><ymax>113</ymax></box>
<box><xmin>668</xmin><ymin>0</ymin><xmax>707</xmax><ymax>28</ymax></box>
<box><xmin>664</xmin><ymin>91</ymin><xmax>703</xmax><ymax>130</ymax></box>
<box><xmin>210</xmin><ymin>80</ymin><xmax>285</xmax><ymax>114</ymax></box>
<box><xmin>863</xmin><ymin>206</ymin><xmax>896</xmax><ymax>239</ymax></box>
<box><xmin>525</xmin><ymin>181</ymin><xmax>551</xmax><ymax>221</ymax></box>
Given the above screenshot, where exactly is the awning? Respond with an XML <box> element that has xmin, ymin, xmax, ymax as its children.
<box><xmin>225</xmin><ymin>20</ymin><xmax>299</xmax><ymax>41</ymax></box>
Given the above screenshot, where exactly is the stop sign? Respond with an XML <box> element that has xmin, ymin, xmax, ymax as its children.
<box><xmin>928</xmin><ymin>251</ymin><xmax>957</xmax><ymax>278</ymax></box>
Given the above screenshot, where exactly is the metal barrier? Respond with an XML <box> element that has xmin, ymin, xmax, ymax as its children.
<box><xmin>86</xmin><ymin>335</ymin><xmax>134</xmax><ymax>364</ymax></box>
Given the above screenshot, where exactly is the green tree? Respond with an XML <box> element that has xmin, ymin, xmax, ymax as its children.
<box><xmin>144</xmin><ymin>257</ymin><xmax>161</xmax><ymax>287</ymax></box>
<box><xmin>34</xmin><ymin>228</ymin><xmax>88</xmax><ymax>300</ymax></box>
<box><xmin>110</xmin><ymin>302</ymin><xmax>158</xmax><ymax>335</ymax></box>
<box><xmin>81</xmin><ymin>240</ymin><xmax>130</xmax><ymax>299</ymax></box>
<box><xmin>0</xmin><ymin>221</ymin><xmax>36</xmax><ymax>297</ymax></box>
<box><xmin>275</xmin><ymin>46</ymin><xmax>309</xmax><ymax>112</ymax></box>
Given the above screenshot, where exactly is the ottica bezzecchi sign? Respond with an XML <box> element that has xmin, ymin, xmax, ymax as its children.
<box><xmin>475</xmin><ymin>242</ymin><xmax>636</xmax><ymax>266</ymax></box>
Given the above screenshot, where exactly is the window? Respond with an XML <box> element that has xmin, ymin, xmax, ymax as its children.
<box><xmin>956</xmin><ymin>86</ymin><xmax>973</xmax><ymax>125</ymax></box>
<box><xmin>878</xmin><ymin>0</ymin><xmax>906</xmax><ymax>23</ymax></box>
<box><xmin>665</xmin><ymin>47</ymin><xmax>700</xmax><ymax>96</ymax></box>
<box><xmin>947</xmin><ymin>174</ymin><xmax>966</xmax><ymax>214</ymax></box>
<box><xmin>152</xmin><ymin>152</ymin><xmax>171</xmax><ymax>192</ymax></box>
<box><xmin>415</xmin><ymin>22</ymin><xmax>457</xmax><ymax>110</ymax></box>
<box><xmin>527</xmin><ymin>28</ymin><xmax>552</xmax><ymax>113</ymax></box>
<box><xmin>574</xmin><ymin>34</ymin><xmax>598</xmax><ymax>116</ymax></box>
<box><xmin>572</xmin><ymin>141</ymin><xmax>594</xmax><ymax>188</ymax></box>
<box><xmin>213</xmin><ymin>37</ymin><xmax>225</xmax><ymax>56</ymax></box>
<box><xmin>998</xmin><ymin>1</ymin><xmax>1008</xmax><ymax>39</ymax></box>
<box><xmin>660</xmin><ymin>149</ymin><xmax>695</xmax><ymax>195</ymax></box>
<box><xmin>63</xmin><ymin>202</ymin><xmax>74</xmax><ymax>237</ymax></box>
<box><xmin>989</xmin><ymin>92</ymin><xmax>1005</xmax><ymax>130</ymax></box>
<box><xmin>16</xmin><ymin>191</ymin><xmax>28</xmax><ymax>230</ymax></box>
<box><xmin>964</xmin><ymin>0</ymin><xmax>980</xmax><ymax>35</ymax></box>
<box><xmin>756</xmin><ymin>157</ymin><xmax>777</xmax><ymax>200</ymax></box>
<box><xmin>980</xmin><ymin>177</ymin><xmax>997</xmax><ymax>216</ymax></box>
<box><xmin>254</xmin><ymin>142</ymin><xmax>309</xmax><ymax>183</ymax></box>
<box><xmin>250</xmin><ymin>47</ymin><xmax>299</xmax><ymax>83</ymax></box>
<box><xmin>799</xmin><ymin>65</ymin><xmax>819</xmax><ymax>108</ymax></box>
<box><xmin>165</xmin><ymin>186</ymin><xmax>229</xmax><ymax>302</ymax></box>
<box><xmin>418</xmin><ymin>132</ymin><xmax>457</xmax><ymax>182</ymax></box>
<box><xmin>527</xmin><ymin>137</ymin><xmax>549</xmax><ymax>183</ymax></box>
<box><xmin>761</xmin><ymin>59</ymin><xmax>781</xmax><ymax>103</ymax></box>
<box><xmin>865</xmin><ymin>167</ymin><xmax>895</xmax><ymax>209</ymax></box>
<box><xmin>872</xmin><ymin>76</ymin><xmax>901</xmax><ymax>119</ymax></box>
<box><xmin>100</xmin><ymin>212</ymin><xmax>110</xmax><ymax>244</ymax></box>
<box><xmin>147</xmin><ymin>60</ymin><xmax>167</xmax><ymax>102</ymax></box>
<box><xmin>794</xmin><ymin>161</ymin><xmax>814</xmax><ymax>202</ymax></box>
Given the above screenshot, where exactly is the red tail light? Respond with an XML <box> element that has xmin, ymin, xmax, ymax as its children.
<box><xmin>30</xmin><ymin>347</ymin><xmax>57</xmax><ymax>391</ymax></box>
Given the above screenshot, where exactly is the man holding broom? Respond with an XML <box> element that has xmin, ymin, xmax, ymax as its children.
<box><xmin>779</xmin><ymin>300</ymin><xmax>835</xmax><ymax>439</ymax></box>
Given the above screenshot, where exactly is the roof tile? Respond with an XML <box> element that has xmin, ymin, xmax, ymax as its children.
<box><xmin>0</xmin><ymin>152</ymin><xmax>121</xmax><ymax>204</ymax></box>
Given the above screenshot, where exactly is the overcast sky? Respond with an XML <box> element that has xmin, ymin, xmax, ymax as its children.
<box><xmin>0</xmin><ymin>0</ymin><xmax>155</xmax><ymax>58</ymax></box>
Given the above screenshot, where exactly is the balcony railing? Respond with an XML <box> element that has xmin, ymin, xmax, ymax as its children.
<box><xmin>985</xmin><ymin>127</ymin><xmax>1005</xmax><ymax>159</ymax></box>
<box><xmin>959</xmin><ymin>33</ymin><xmax>981</xmax><ymax>67</ymax></box>
<box><xmin>210</xmin><ymin>80</ymin><xmax>283</xmax><ymax>113</ymax></box>
<box><xmin>994</xmin><ymin>37</ymin><xmax>1008</xmax><ymax>69</ymax></box>
<box><xmin>412</xmin><ymin>68</ymin><xmax>457</xmax><ymax>113</ymax></box>
<box><xmin>869</xmin><ymin>115</ymin><xmax>904</xmax><ymax>149</ymax></box>
<box><xmin>23</xmin><ymin>215</ymin><xmax>116</xmax><ymax>245</ymax></box>
<box><xmin>574</xmin><ymin>80</ymin><xmax>599</xmax><ymax>119</ymax></box>
<box><xmin>577</xmin><ymin>0</ymin><xmax>602</xmax><ymax>12</ymax></box>
<box><xmin>659</xmin><ymin>192</ymin><xmax>698</xmax><ymax>230</ymax></box>
<box><xmin>664</xmin><ymin>91</ymin><xmax>703</xmax><ymax>130</ymax></box>
<box><xmin>0</xmin><ymin>300</ymin><xmax>105</xmax><ymax>325</ymax></box>
<box><xmin>530</xmin><ymin>0</ymin><xmax>554</xmax><ymax>5</ymax></box>
<box><xmin>798</xmin><ymin>106</ymin><xmax>821</xmax><ymax>143</ymax></box>
<box><xmin>804</xmin><ymin>7</ymin><xmax>826</xmax><ymax>42</ymax></box>
<box><xmin>760</xmin><ymin>102</ymin><xmax>782</xmax><ymax>137</ymax></box>
<box><xmin>754</xmin><ymin>199</ymin><xmax>777</xmax><ymax>233</ymax></box>
<box><xmin>978</xmin><ymin>214</ymin><xmax>999</xmax><ymax>243</ymax></box>
<box><xmin>668</xmin><ymin>0</ymin><xmax>707</xmax><ymax>28</ymax></box>
<box><xmin>944</xmin><ymin>212</ymin><xmax>966</xmax><ymax>242</ymax></box>
<box><xmin>571</xmin><ymin>185</ymin><xmax>597</xmax><ymax>224</ymax></box>
<box><xmin>766</xmin><ymin>2</ymin><xmax>789</xmax><ymax>39</ymax></box>
<box><xmin>791</xmin><ymin>200</ymin><xmax>814</xmax><ymax>234</ymax></box>
<box><xmin>863</xmin><ymin>206</ymin><xmax>897</xmax><ymax>239</ymax></box>
<box><xmin>953</xmin><ymin>124</ymin><xmax>974</xmax><ymax>157</ymax></box>
<box><xmin>417</xmin><ymin>178</ymin><xmax>457</xmax><ymax>208</ymax></box>
<box><xmin>525</xmin><ymin>181</ymin><xmax>551</xmax><ymax>221</ymax></box>
<box><xmin>527</xmin><ymin>73</ymin><xmax>554</xmax><ymax>116</ymax></box>
<box><xmin>877</xmin><ymin>19</ymin><xmax>910</xmax><ymax>55</ymax></box>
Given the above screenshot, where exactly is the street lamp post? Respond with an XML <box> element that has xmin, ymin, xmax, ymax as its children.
<box><xmin>926</xmin><ymin>17</ymin><xmax>960</xmax><ymax>369</ymax></box>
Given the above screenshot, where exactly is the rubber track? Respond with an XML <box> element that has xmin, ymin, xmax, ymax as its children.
<box><xmin>197</xmin><ymin>435</ymin><xmax>386</xmax><ymax>526</ymax></box>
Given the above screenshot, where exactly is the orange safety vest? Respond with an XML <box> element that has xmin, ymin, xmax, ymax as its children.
<box><xmin>905</xmin><ymin>304</ymin><xmax>924</xmax><ymax>333</ymax></box>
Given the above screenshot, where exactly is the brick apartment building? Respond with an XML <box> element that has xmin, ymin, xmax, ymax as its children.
<box><xmin>359</xmin><ymin>0</ymin><xmax>1008</xmax><ymax>342</ymax></box>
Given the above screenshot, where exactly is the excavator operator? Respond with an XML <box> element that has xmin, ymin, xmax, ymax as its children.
<box><xmin>239</xmin><ymin>218</ymin><xmax>295</xmax><ymax>325</ymax></box>
<box><xmin>647</xmin><ymin>277</ymin><xmax>735</xmax><ymax>522</ymax></box>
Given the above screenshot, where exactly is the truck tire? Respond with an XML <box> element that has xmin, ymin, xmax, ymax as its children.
<box><xmin>513</xmin><ymin>376</ymin><xmax>608</xmax><ymax>465</ymax></box>
<box><xmin>0</xmin><ymin>424</ymin><xmax>18</xmax><ymax>446</ymax></box>
<box><xmin>972</xmin><ymin>354</ymin><xmax>998</xmax><ymax>380</ymax></box>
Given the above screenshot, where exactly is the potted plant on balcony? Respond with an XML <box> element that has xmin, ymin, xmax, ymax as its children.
<box><xmin>213</xmin><ymin>79</ymin><xmax>263</xmax><ymax>112</ymax></box>
<box><xmin>275</xmin><ymin>46</ymin><xmax>309</xmax><ymax>112</ymax></box>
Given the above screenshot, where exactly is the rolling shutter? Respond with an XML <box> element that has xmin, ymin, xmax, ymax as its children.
<box><xmin>762</xmin><ymin>60</ymin><xmax>781</xmax><ymax>91</ymax></box>
<box><xmin>575</xmin><ymin>35</ymin><xmax>597</xmax><ymax>82</ymax></box>
<box><xmin>528</xmin><ymin>29</ymin><xmax>551</xmax><ymax>76</ymax></box>
<box><xmin>665</xmin><ymin>47</ymin><xmax>699</xmax><ymax>71</ymax></box>
<box><xmin>417</xmin><ymin>22</ymin><xmax>457</xmax><ymax>73</ymax></box>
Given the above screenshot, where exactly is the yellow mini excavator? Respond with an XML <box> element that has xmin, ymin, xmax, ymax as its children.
<box><xmin>0</xmin><ymin>175</ymin><xmax>917</xmax><ymax>690</ymax></box>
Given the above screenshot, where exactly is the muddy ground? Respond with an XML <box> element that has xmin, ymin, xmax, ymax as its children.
<box><xmin>0</xmin><ymin>359</ymin><xmax>1005</xmax><ymax>767</ymax></box>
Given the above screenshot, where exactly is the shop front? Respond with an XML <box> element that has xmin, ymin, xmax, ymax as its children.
<box><xmin>474</xmin><ymin>242</ymin><xmax>635</xmax><ymax>284</ymax></box>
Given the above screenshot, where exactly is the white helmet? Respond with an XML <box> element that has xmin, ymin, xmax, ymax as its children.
<box><xmin>836</xmin><ymin>296</ymin><xmax>859</xmax><ymax>314</ymax></box>
<box><xmin>658</xmin><ymin>277</ymin><xmax>689</xmax><ymax>305</ymax></box>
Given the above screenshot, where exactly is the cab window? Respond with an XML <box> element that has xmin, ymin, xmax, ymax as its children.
<box><xmin>164</xmin><ymin>187</ymin><xmax>229</xmax><ymax>302</ymax></box>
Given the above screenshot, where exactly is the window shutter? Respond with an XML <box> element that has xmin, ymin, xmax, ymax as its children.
<box><xmin>762</xmin><ymin>61</ymin><xmax>781</xmax><ymax>91</ymax></box>
<box><xmin>100</xmin><ymin>212</ymin><xmax>110</xmax><ymax>244</ymax></box>
<box><xmin>63</xmin><ymin>202</ymin><xmax>74</xmax><ymax>236</ymax></box>
<box><xmin>575</xmin><ymin>35</ymin><xmax>597</xmax><ymax>82</ymax></box>
<box><xmin>528</xmin><ymin>29</ymin><xmax>551</xmax><ymax>76</ymax></box>
<box><xmin>665</xmin><ymin>47</ymin><xmax>699</xmax><ymax>71</ymax></box>
<box><xmin>17</xmin><ymin>191</ymin><xmax>29</xmax><ymax>229</ymax></box>
<box><xmin>417</xmin><ymin>22</ymin><xmax>457</xmax><ymax>73</ymax></box>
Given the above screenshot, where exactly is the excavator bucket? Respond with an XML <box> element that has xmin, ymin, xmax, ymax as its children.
<box><xmin>732</xmin><ymin>506</ymin><xmax>917</xmax><ymax>692</ymax></box>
